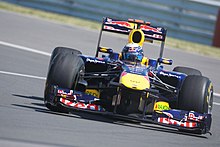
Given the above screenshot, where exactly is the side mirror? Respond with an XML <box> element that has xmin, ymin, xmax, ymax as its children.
<box><xmin>158</xmin><ymin>58</ymin><xmax>173</xmax><ymax>65</ymax></box>
<box><xmin>98</xmin><ymin>47</ymin><xmax>113</xmax><ymax>54</ymax></box>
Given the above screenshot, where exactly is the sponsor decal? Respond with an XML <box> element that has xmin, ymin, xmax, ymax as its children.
<box><xmin>103</xmin><ymin>26</ymin><xmax>129</xmax><ymax>33</ymax></box>
<box><xmin>85</xmin><ymin>89</ymin><xmax>100</xmax><ymax>98</ymax></box>
<box><xmin>159</xmin><ymin>71</ymin><xmax>181</xmax><ymax>78</ymax></box>
<box><xmin>120</xmin><ymin>72</ymin><xmax>150</xmax><ymax>90</ymax></box>
<box><xmin>86</xmin><ymin>58</ymin><xmax>105</xmax><ymax>64</ymax></box>
<box><xmin>60</xmin><ymin>98</ymin><xmax>104</xmax><ymax>111</ymax></box>
<box><xmin>129</xmin><ymin>79</ymin><xmax>140</xmax><ymax>84</ymax></box>
<box><xmin>140</xmin><ymin>25</ymin><xmax>162</xmax><ymax>34</ymax></box>
<box><xmin>104</xmin><ymin>17</ymin><xmax>164</xmax><ymax>40</ymax></box>
<box><xmin>154</xmin><ymin>101</ymin><xmax>170</xmax><ymax>111</ymax></box>
<box><xmin>110</xmin><ymin>21</ymin><xmax>132</xmax><ymax>28</ymax></box>
<box><xmin>187</xmin><ymin>112</ymin><xmax>204</xmax><ymax>122</ymax></box>
<box><xmin>145</xmin><ymin>34</ymin><xmax>163</xmax><ymax>39</ymax></box>
<box><xmin>158</xmin><ymin>117</ymin><xmax>197</xmax><ymax>128</ymax></box>
<box><xmin>106</xmin><ymin>18</ymin><xmax>132</xmax><ymax>28</ymax></box>
<box><xmin>57</xmin><ymin>89</ymin><xmax>73</xmax><ymax>95</ymax></box>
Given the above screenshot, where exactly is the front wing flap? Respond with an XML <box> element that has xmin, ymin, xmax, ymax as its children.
<box><xmin>153</xmin><ymin>110</ymin><xmax>212</xmax><ymax>134</ymax></box>
<box><xmin>55</xmin><ymin>87</ymin><xmax>105</xmax><ymax>112</ymax></box>
<box><xmin>50</xmin><ymin>86</ymin><xmax>212</xmax><ymax>134</ymax></box>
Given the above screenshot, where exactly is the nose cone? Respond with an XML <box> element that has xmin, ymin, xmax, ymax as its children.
<box><xmin>120</xmin><ymin>72</ymin><xmax>150</xmax><ymax>90</ymax></box>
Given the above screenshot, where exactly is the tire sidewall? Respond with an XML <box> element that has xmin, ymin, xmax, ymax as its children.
<box><xmin>44</xmin><ymin>48</ymin><xmax>84</xmax><ymax>112</ymax></box>
<box><xmin>178</xmin><ymin>75</ymin><xmax>213</xmax><ymax>114</ymax></box>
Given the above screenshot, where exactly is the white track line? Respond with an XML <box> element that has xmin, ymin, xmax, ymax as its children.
<box><xmin>214</xmin><ymin>93</ymin><xmax>220</xmax><ymax>97</ymax></box>
<box><xmin>0</xmin><ymin>40</ymin><xmax>220</xmax><ymax>98</ymax></box>
<box><xmin>1</xmin><ymin>70</ymin><xmax>220</xmax><ymax>105</ymax></box>
<box><xmin>0</xmin><ymin>70</ymin><xmax>46</xmax><ymax>80</ymax></box>
<box><xmin>0</xmin><ymin>41</ymin><xmax>51</xmax><ymax>56</ymax></box>
<box><xmin>213</xmin><ymin>102</ymin><xmax>220</xmax><ymax>106</ymax></box>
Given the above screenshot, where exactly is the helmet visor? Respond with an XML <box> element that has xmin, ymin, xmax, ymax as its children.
<box><xmin>123</xmin><ymin>51</ymin><xmax>143</xmax><ymax>62</ymax></box>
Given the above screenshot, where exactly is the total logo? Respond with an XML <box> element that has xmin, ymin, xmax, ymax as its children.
<box><xmin>86</xmin><ymin>58</ymin><xmax>105</xmax><ymax>64</ymax></box>
<box><xmin>130</xmin><ymin>80</ymin><xmax>140</xmax><ymax>84</ymax></box>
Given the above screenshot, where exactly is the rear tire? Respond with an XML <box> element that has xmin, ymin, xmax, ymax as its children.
<box><xmin>44</xmin><ymin>48</ymin><xmax>84</xmax><ymax>113</ymax></box>
<box><xmin>173</xmin><ymin>66</ymin><xmax>202</xmax><ymax>76</ymax></box>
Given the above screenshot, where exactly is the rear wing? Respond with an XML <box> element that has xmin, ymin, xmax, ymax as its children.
<box><xmin>103</xmin><ymin>17</ymin><xmax>167</xmax><ymax>42</ymax></box>
<box><xmin>96</xmin><ymin>17</ymin><xmax>167</xmax><ymax>59</ymax></box>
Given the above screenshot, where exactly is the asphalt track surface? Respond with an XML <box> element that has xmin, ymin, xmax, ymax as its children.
<box><xmin>0</xmin><ymin>10</ymin><xmax>220</xmax><ymax>147</ymax></box>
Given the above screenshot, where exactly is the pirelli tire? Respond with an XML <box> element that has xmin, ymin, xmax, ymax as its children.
<box><xmin>178</xmin><ymin>75</ymin><xmax>213</xmax><ymax>134</ymax></box>
<box><xmin>173</xmin><ymin>66</ymin><xmax>202</xmax><ymax>76</ymax></box>
<box><xmin>48</xmin><ymin>47</ymin><xmax>82</xmax><ymax>69</ymax></box>
<box><xmin>178</xmin><ymin>75</ymin><xmax>213</xmax><ymax>114</ymax></box>
<box><xmin>44</xmin><ymin>48</ymin><xmax>84</xmax><ymax>113</ymax></box>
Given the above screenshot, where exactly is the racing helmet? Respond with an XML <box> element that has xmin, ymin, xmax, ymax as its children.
<box><xmin>121</xmin><ymin>43</ymin><xmax>144</xmax><ymax>62</ymax></box>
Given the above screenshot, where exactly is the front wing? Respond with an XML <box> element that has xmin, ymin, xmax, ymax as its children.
<box><xmin>48</xmin><ymin>86</ymin><xmax>212</xmax><ymax>135</ymax></box>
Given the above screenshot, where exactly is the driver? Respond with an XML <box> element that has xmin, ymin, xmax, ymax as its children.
<box><xmin>121</xmin><ymin>43</ymin><xmax>148</xmax><ymax>65</ymax></box>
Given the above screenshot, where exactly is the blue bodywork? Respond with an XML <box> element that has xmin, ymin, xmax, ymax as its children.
<box><xmin>45</xmin><ymin>17</ymin><xmax>212</xmax><ymax>135</ymax></box>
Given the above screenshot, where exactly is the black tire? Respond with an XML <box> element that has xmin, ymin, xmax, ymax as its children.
<box><xmin>48</xmin><ymin>47</ymin><xmax>82</xmax><ymax>69</ymax></box>
<box><xmin>178</xmin><ymin>75</ymin><xmax>213</xmax><ymax>114</ymax></box>
<box><xmin>51</xmin><ymin>47</ymin><xmax>81</xmax><ymax>60</ymax></box>
<box><xmin>178</xmin><ymin>75</ymin><xmax>213</xmax><ymax>134</ymax></box>
<box><xmin>44</xmin><ymin>52</ymin><xmax>84</xmax><ymax>113</ymax></box>
<box><xmin>173</xmin><ymin>66</ymin><xmax>202</xmax><ymax>76</ymax></box>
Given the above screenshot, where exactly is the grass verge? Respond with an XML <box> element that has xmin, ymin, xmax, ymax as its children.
<box><xmin>0</xmin><ymin>1</ymin><xmax>220</xmax><ymax>59</ymax></box>
<box><xmin>0</xmin><ymin>1</ymin><xmax>100</xmax><ymax>29</ymax></box>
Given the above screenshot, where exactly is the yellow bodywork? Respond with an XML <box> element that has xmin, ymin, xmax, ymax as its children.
<box><xmin>154</xmin><ymin>101</ymin><xmax>170</xmax><ymax>111</ymax></box>
<box><xmin>85</xmin><ymin>89</ymin><xmax>100</xmax><ymax>98</ymax></box>
<box><xmin>128</xmin><ymin>29</ymin><xmax>145</xmax><ymax>46</ymax></box>
<box><xmin>207</xmin><ymin>82</ymin><xmax>213</xmax><ymax>104</ymax></box>
<box><xmin>120</xmin><ymin>72</ymin><xmax>150</xmax><ymax>90</ymax></box>
<box><xmin>99</xmin><ymin>48</ymin><xmax>108</xmax><ymax>53</ymax></box>
<box><xmin>141</xmin><ymin>57</ymin><xmax>149</xmax><ymax>66</ymax></box>
<box><xmin>160</xmin><ymin>58</ymin><xmax>172</xmax><ymax>65</ymax></box>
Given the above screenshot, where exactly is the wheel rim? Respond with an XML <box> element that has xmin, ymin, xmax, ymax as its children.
<box><xmin>207</xmin><ymin>84</ymin><xmax>213</xmax><ymax>114</ymax></box>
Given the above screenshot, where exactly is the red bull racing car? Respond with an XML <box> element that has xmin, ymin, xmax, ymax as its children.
<box><xmin>44</xmin><ymin>17</ymin><xmax>213</xmax><ymax>134</ymax></box>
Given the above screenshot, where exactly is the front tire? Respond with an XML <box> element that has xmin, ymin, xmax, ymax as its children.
<box><xmin>50</xmin><ymin>47</ymin><xmax>81</xmax><ymax>62</ymax></box>
<box><xmin>44</xmin><ymin>48</ymin><xmax>84</xmax><ymax>112</ymax></box>
<box><xmin>178</xmin><ymin>75</ymin><xmax>213</xmax><ymax>134</ymax></box>
<box><xmin>178</xmin><ymin>75</ymin><xmax>213</xmax><ymax>114</ymax></box>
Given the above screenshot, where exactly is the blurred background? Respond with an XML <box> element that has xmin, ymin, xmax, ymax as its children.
<box><xmin>1</xmin><ymin>2</ymin><xmax>220</xmax><ymax>147</ymax></box>
<box><xmin>2</xmin><ymin>0</ymin><xmax>220</xmax><ymax>47</ymax></box>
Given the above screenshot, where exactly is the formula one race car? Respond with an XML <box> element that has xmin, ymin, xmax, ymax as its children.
<box><xmin>44</xmin><ymin>17</ymin><xmax>213</xmax><ymax>134</ymax></box>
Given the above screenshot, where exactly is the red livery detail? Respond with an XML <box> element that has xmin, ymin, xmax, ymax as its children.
<box><xmin>158</xmin><ymin>117</ymin><xmax>197</xmax><ymax>128</ymax></box>
<box><xmin>60</xmin><ymin>98</ymin><xmax>102</xmax><ymax>111</ymax></box>
<box><xmin>187</xmin><ymin>112</ymin><xmax>204</xmax><ymax>122</ymax></box>
<box><xmin>140</xmin><ymin>25</ymin><xmax>161</xmax><ymax>34</ymax></box>
<box><xmin>106</xmin><ymin>20</ymin><xmax>132</xmax><ymax>28</ymax></box>
<box><xmin>57</xmin><ymin>89</ymin><xmax>73</xmax><ymax>95</ymax></box>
